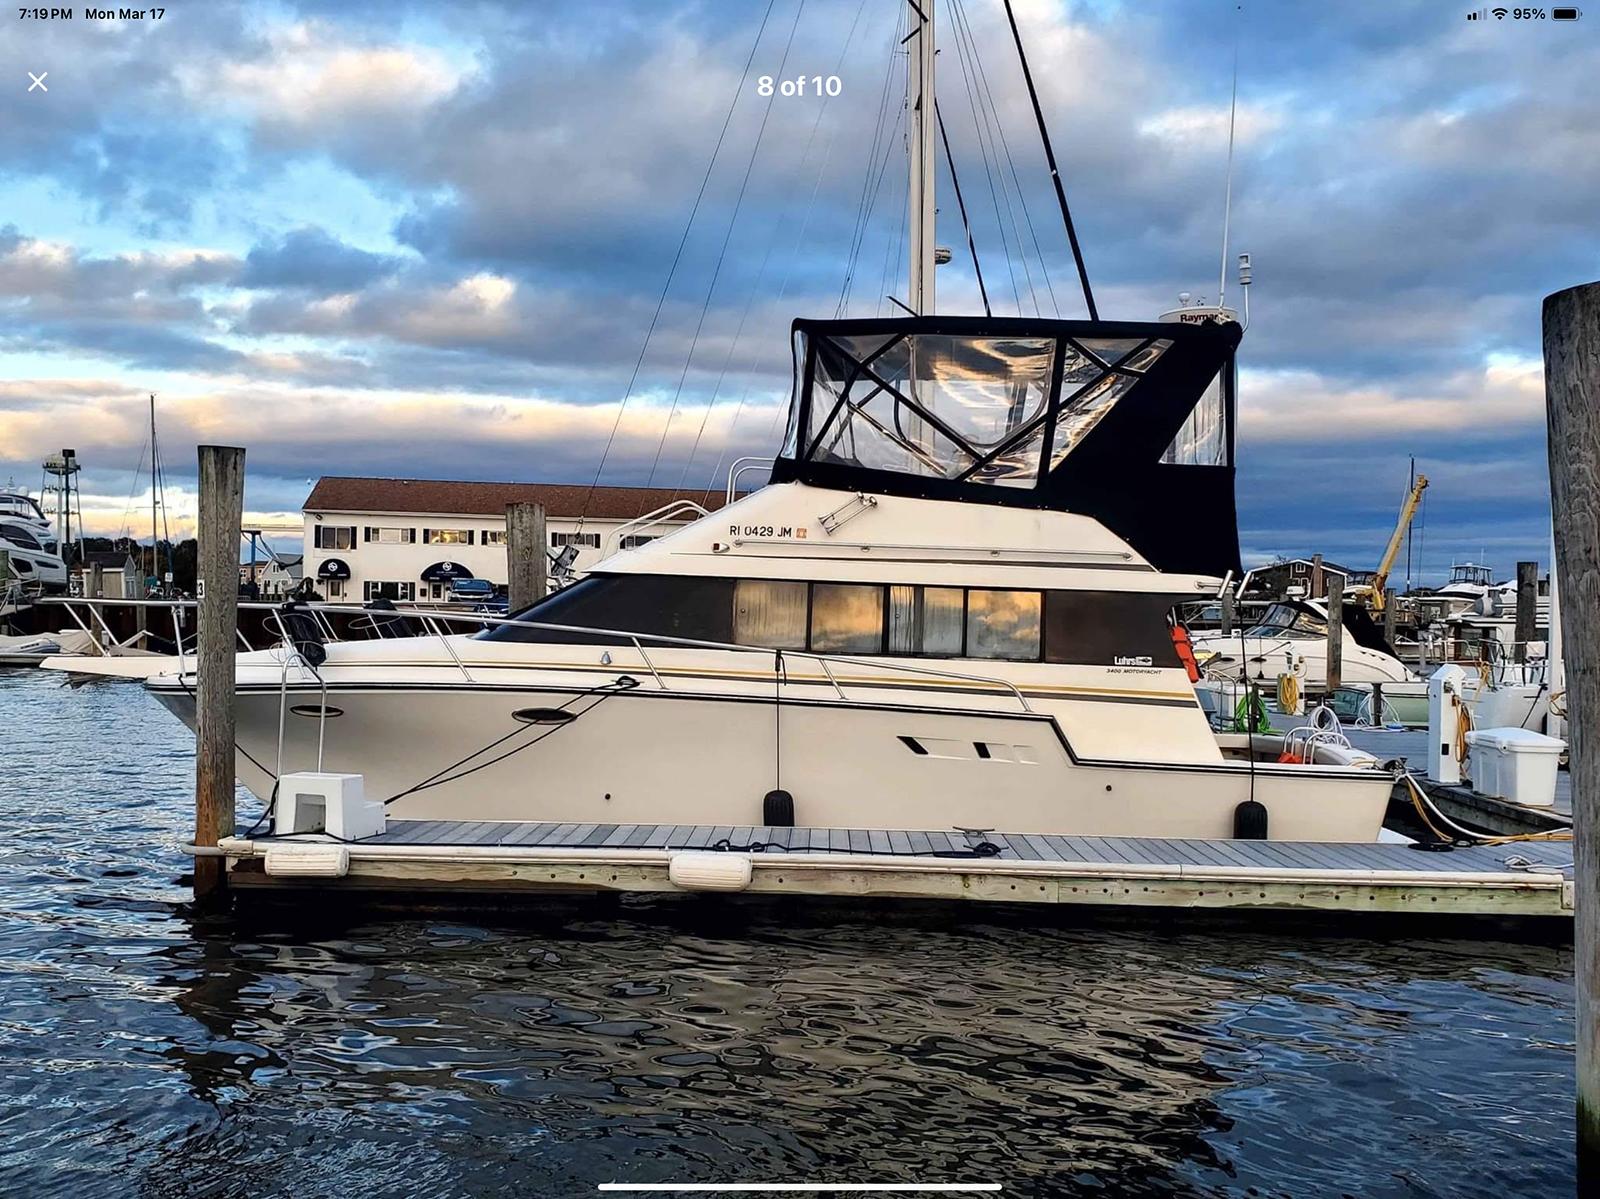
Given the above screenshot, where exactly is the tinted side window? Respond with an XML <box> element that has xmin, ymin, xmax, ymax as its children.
<box><xmin>478</xmin><ymin>575</ymin><xmax>736</xmax><ymax>645</ymax></box>
<box><xmin>1044</xmin><ymin>591</ymin><xmax>1182</xmax><ymax>666</ymax></box>
<box><xmin>810</xmin><ymin>584</ymin><xmax>885</xmax><ymax>653</ymax></box>
<box><xmin>734</xmin><ymin>579</ymin><xmax>808</xmax><ymax>649</ymax></box>
<box><xmin>967</xmin><ymin>590</ymin><xmax>1042</xmax><ymax>660</ymax></box>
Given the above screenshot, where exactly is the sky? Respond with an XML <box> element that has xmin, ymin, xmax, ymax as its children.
<box><xmin>0</xmin><ymin>0</ymin><xmax>1593</xmax><ymax>584</ymax></box>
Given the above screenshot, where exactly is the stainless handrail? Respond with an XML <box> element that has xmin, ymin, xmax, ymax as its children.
<box><xmin>37</xmin><ymin>595</ymin><xmax>1039</xmax><ymax>714</ymax></box>
<box><xmin>603</xmin><ymin>499</ymin><xmax>711</xmax><ymax>557</ymax></box>
<box><xmin>725</xmin><ymin>456</ymin><xmax>774</xmax><ymax>504</ymax></box>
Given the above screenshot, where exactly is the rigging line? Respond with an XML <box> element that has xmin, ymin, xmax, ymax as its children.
<box><xmin>645</xmin><ymin>0</ymin><xmax>808</xmax><ymax>490</ymax></box>
<box><xmin>1217</xmin><ymin>1</ymin><xmax>1242</xmax><ymax>311</ymax></box>
<box><xmin>703</xmin><ymin>1</ymin><xmax>895</xmax><ymax>502</ymax></box>
<box><xmin>574</xmin><ymin>0</ymin><xmax>780</xmax><ymax>532</ymax></box>
<box><xmin>836</xmin><ymin>5</ymin><xmax>905</xmax><ymax>317</ymax></box>
<box><xmin>946</xmin><ymin>0</ymin><xmax>1022</xmax><ymax>312</ymax></box>
<box><xmin>999</xmin><ymin>0</ymin><xmax>1097</xmax><ymax>319</ymax></box>
<box><xmin>116</xmin><ymin>439</ymin><xmax>148</xmax><ymax>542</ymax></box>
<box><xmin>843</xmin><ymin>93</ymin><xmax>906</xmax><ymax>318</ymax></box>
<box><xmin>673</xmin><ymin>0</ymin><xmax>856</xmax><ymax>500</ymax></box>
<box><xmin>949</xmin><ymin>0</ymin><xmax>1056</xmax><ymax>316</ymax></box>
<box><xmin>936</xmin><ymin>99</ymin><xmax>991</xmax><ymax>317</ymax></box>
<box><xmin>837</xmin><ymin>5</ymin><xmax>903</xmax><ymax>315</ymax></box>
<box><xmin>698</xmin><ymin>57</ymin><xmax>858</xmax><ymax>505</ymax></box>
<box><xmin>876</xmin><ymin>105</ymin><xmax>911</xmax><ymax>317</ymax></box>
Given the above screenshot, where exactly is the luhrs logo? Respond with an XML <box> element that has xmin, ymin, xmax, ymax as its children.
<box><xmin>1113</xmin><ymin>655</ymin><xmax>1155</xmax><ymax>667</ymax></box>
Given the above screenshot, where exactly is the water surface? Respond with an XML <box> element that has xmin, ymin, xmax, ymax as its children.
<box><xmin>0</xmin><ymin>668</ymin><xmax>1575</xmax><ymax>1196</ymax></box>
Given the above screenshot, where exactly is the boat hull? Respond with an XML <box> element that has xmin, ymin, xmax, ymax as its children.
<box><xmin>151</xmin><ymin>672</ymin><xmax>1393</xmax><ymax>842</ymax></box>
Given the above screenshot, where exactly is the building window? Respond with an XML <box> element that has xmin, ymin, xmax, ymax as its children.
<box><xmin>809</xmin><ymin>583</ymin><xmax>885</xmax><ymax>653</ymax></box>
<box><xmin>551</xmin><ymin>532</ymin><xmax>601</xmax><ymax>549</ymax></box>
<box><xmin>364</xmin><ymin>580</ymin><xmax>416</xmax><ymax>602</ymax></box>
<box><xmin>364</xmin><ymin>526</ymin><xmax>416</xmax><ymax>544</ymax></box>
<box><xmin>887</xmin><ymin>585</ymin><xmax>965</xmax><ymax>656</ymax></box>
<box><xmin>620</xmin><ymin>534</ymin><xmax>658</xmax><ymax>549</ymax></box>
<box><xmin>733</xmin><ymin>579</ymin><xmax>807</xmax><ymax>649</ymax></box>
<box><xmin>966</xmin><ymin>590</ymin><xmax>1042</xmax><ymax>660</ymax></box>
<box><xmin>482</xmin><ymin>530</ymin><xmax>507</xmax><ymax>546</ymax></box>
<box><xmin>423</xmin><ymin>529</ymin><xmax>473</xmax><ymax>545</ymax></box>
<box><xmin>314</xmin><ymin>525</ymin><xmax>356</xmax><ymax>551</ymax></box>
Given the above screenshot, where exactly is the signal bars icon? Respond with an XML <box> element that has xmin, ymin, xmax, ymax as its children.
<box><xmin>1466</xmin><ymin>7</ymin><xmax>1487</xmax><ymax>18</ymax></box>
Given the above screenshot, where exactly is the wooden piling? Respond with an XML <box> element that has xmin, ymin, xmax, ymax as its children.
<box><xmin>1382</xmin><ymin>587</ymin><xmax>1398</xmax><ymax>647</ymax></box>
<box><xmin>1543</xmin><ymin>280</ymin><xmax>1600</xmax><ymax>1182</ymax></box>
<box><xmin>505</xmin><ymin>502</ymin><xmax>547</xmax><ymax>612</ymax></box>
<box><xmin>1310</xmin><ymin>552</ymin><xmax>1325</xmax><ymax>600</ymax></box>
<box><xmin>193</xmin><ymin>445</ymin><xmax>246</xmax><ymax>903</ymax></box>
<box><xmin>1324</xmin><ymin>577</ymin><xmax>1344</xmax><ymax>694</ymax></box>
<box><xmin>1515</xmin><ymin>559</ymin><xmax>1539</xmax><ymax>664</ymax></box>
<box><xmin>1219</xmin><ymin>587</ymin><xmax>1235</xmax><ymax>636</ymax></box>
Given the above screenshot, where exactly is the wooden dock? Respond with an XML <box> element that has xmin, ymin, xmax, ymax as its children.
<box><xmin>212</xmin><ymin>820</ymin><xmax>1576</xmax><ymax>920</ymax></box>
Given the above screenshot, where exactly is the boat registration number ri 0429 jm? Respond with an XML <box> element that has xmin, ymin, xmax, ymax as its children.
<box><xmin>729</xmin><ymin>525</ymin><xmax>801</xmax><ymax>538</ymax></box>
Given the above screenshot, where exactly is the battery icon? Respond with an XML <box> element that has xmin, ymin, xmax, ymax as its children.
<box><xmin>1553</xmin><ymin>6</ymin><xmax>1581</xmax><ymax>17</ymax></box>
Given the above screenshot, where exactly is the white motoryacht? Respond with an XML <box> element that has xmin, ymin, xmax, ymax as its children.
<box><xmin>0</xmin><ymin>490</ymin><xmax>68</xmax><ymax>593</ymax></box>
<box><xmin>150</xmin><ymin>316</ymin><xmax>1393</xmax><ymax>841</ymax></box>
<box><xmin>147</xmin><ymin>1</ymin><xmax>1394</xmax><ymax>841</ymax></box>
<box><xmin>1191</xmin><ymin>597</ymin><xmax>1417</xmax><ymax>689</ymax></box>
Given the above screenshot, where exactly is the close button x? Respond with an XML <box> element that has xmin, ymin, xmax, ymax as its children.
<box><xmin>27</xmin><ymin>72</ymin><xmax>47</xmax><ymax>93</ymax></box>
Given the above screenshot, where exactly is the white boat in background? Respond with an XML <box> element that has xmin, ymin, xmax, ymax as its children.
<box><xmin>0</xmin><ymin>489</ymin><xmax>68</xmax><ymax>594</ymax></box>
<box><xmin>1191</xmin><ymin>598</ymin><xmax>1417</xmax><ymax>689</ymax></box>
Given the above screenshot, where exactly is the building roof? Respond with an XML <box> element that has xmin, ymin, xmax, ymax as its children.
<box><xmin>1265</xmin><ymin>557</ymin><xmax>1360</xmax><ymax>575</ymax></box>
<box><xmin>303</xmin><ymin>476</ymin><xmax>736</xmax><ymax>521</ymax></box>
<box><xmin>79</xmin><ymin>551</ymin><xmax>136</xmax><ymax>568</ymax></box>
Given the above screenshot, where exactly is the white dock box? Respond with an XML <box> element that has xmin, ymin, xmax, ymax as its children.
<box><xmin>274</xmin><ymin>772</ymin><xmax>384</xmax><ymax>839</ymax></box>
<box><xmin>1464</xmin><ymin>728</ymin><xmax>1566</xmax><ymax>807</ymax></box>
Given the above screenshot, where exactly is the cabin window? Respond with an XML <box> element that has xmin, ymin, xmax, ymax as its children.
<box><xmin>1043</xmin><ymin>591</ymin><xmax>1183</xmax><ymax>666</ymax></box>
<box><xmin>314</xmin><ymin>526</ymin><xmax>355</xmax><ymax>551</ymax></box>
<box><xmin>734</xmin><ymin>579</ymin><xmax>808</xmax><ymax>649</ymax></box>
<box><xmin>810</xmin><ymin>584</ymin><xmax>886</xmax><ymax>653</ymax></box>
<box><xmin>887</xmin><ymin>585</ymin><xmax>965</xmax><ymax>655</ymax></box>
<box><xmin>551</xmin><ymin>532</ymin><xmax>601</xmax><ymax>549</ymax></box>
<box><xmin>966</xmin><ymin>590</ymin><xmax>1041</xmax><ymax>660</ymax></box>
<box><xmin>0</xmin><ymin>524</ymin><xmax>41</xmax><ymax>550</ymax></box>
<box><xmin>620</xmin><ymin>534</ymin><xmax>658</xmax><ymax>549</ymax></box>
<box><xmin>423</xmin><ymin>528</ymin><xmax>473</xmax><ymax>545</ymax></box>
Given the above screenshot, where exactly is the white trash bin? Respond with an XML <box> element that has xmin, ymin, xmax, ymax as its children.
<box><xmin>1463</xmin><ymin>728</ymin><xmax>1566</xmax><ymax>807</ymax></box>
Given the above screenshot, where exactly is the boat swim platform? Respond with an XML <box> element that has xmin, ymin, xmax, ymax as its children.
<box><xmin>215</xmin><ymin>821</ymin><xmax>1576</xmax><ymax>920</ymax></box>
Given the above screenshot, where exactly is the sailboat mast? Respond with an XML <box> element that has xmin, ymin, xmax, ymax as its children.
<box><xmin>150</xmin><ymin>394</ymin><xmax>160</xmax><ymax>593</ymax></box>
<box><xmin>907</xmin><ymin>0</ymin><xmax>936</xmax><ymax>315</ymax></box>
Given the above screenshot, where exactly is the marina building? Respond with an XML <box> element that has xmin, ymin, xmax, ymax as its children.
<box><xmin>302</xmin><ymin>476</ymin><xmax>729</xmax><ymax>602</ymax></box>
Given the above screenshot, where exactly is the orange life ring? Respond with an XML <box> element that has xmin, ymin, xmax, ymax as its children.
<box><xmin>1171</xmin><ymin>624</ymin><xmax>1201</xmax><ymax>683</ymax></box>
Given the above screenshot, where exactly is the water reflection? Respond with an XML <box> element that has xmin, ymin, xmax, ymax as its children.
<box><xmin>0</xmin><ymin>670</ymin><xmax>1576</xmax><ymax>1198</ymax></box>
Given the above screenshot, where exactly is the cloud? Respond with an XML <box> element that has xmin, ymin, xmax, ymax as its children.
<box><xmin>178</xmin><ymin>20</ymin><xmax>470</xmax><ymax>137</ymax></box>
<box><xmin>240</xmin><ymin>227</ymin><xmax>404</xmax><ymax>293</ymax></box>
<box><xmin>0</xmin><ymin>0</ymin><xmax>1587</xmax><ymax>582</ymax></box>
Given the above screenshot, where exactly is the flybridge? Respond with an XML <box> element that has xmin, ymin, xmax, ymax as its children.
<box><xmin>770</xmin><ymin>315</ymin><xmax>1244</xmax><ymax>578</ymax></box>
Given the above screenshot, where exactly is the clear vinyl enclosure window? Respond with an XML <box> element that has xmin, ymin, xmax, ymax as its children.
<box><xmin>1161</xmin><ymin>366</ymin><xmax>1230</xmax><ymax>466</ymax></box>
<box><xmin>733</xmin><ymin>579</ymin><xmax>808</xmax><ymax>649</ymax></box>
<box><xmin>798</xmin><ymin>329</ymin><xmax>1196</xmax><ymax>487</ymax></box>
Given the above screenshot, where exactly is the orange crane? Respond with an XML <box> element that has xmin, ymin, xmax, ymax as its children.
<box><xmin>1363</xmin><ymin>474</ymin><xmax>1429</xmax><ymax>611</ymax></box>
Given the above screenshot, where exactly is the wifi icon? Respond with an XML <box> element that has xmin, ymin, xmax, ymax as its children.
<box><xmin>1492</xmin><ymin>6</ymin><xmax>1509</xmax><ymax>15</ymax></box>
